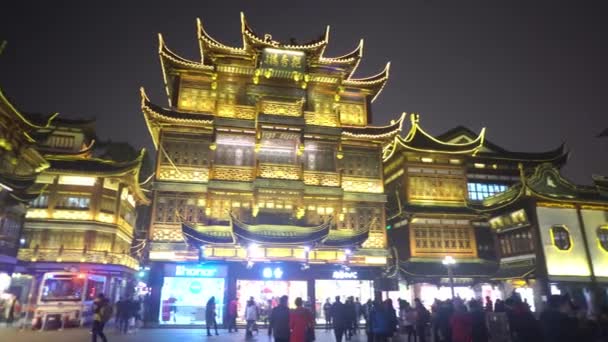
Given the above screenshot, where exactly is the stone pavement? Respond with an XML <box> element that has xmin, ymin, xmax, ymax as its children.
<box><xmin>0</xmin><ymin>327</ymin><xmax>374</xmax><ymax>342</ymax></box>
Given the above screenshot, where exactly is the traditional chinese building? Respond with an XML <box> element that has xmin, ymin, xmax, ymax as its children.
<box><xmin>382</xmin><ymin>114</ymin><xmax>571</xmax><ymax>306</ymax></box>
<box><xmin>14</xmin><ymin>116</ymin><xmax>149</xmax><ymax>303</ymax></box>
<box><xmin>142</xmin><ymin>13</ymin><xmax>403</xmax><ymax>324</ymax></box>
<box><xmin>478</xmin><ymin>164</ymin><xmax>608</xmax><ymax>313</ymax></box>
<box><xmin>0</xmin><ymin>86</ymin><xmax>49</xmax><ymax>295</ymax></box>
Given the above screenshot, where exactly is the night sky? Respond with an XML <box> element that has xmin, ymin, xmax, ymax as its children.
<box><xmin>1</xmin><ymin>1</ymin><xmax>606</xmax><ymax>184</ymax></box>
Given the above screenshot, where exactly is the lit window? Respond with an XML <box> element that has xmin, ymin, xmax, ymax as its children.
<box><xmin>598</xmin><ymin>227</ymin><xmax>608</xmax><ymax>252</ymax></box>
<box><xmin>551</xmin><ymin>225</ymin><xmax>571</xmax><ymax>251</ymax></box>
<box><xmin>467</xmin><ymin>182</ymin><xmax>508</xmax><ymax>200</ymax></box>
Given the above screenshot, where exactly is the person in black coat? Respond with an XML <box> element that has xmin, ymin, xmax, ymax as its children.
<box><xmin>269</xmin><ymin>295</ymin><xmax>290</xmax><ymax>342</ymax></box>
<box><xmin>331</xmin><ymin>296</ymin><xmax>349</xmax><ymax>342</ymax></box>
<box><xmin>469</xmin><ymin>300</ymin><xmax>489</xmax><ymax>342</ymax></box>
<box><xmin>539</xmin><ymin>295</ymin><xmax>579</xmax><ymax>342</ymax></box>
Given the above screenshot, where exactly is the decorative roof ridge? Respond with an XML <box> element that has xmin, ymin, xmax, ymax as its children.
<box><xmin>344</xmin><ymin>61</ymin><xmax>391</xmax><ymax>84</ymax></box>
<box><xmin>404</xmin><ymin>113</ymin><xmax>486</xmax><ymax>147</ymax></box>
<box><xmin>319</xmin><ymin>39</ymin><xmax>364</xmax><ymax>64</ymax></box>
<box><xmin>241</xmin><ymin>12</ymin><xmax>329</xmax><ymax>52</ymax></box>
<box><xmin>44</xmin><ymin>151</ymin><xmax>143</xmax><ymax>169</ymax></box>
<box><xmin>197</xmin><ymin>17</ymin><xmax>249</xmax><ymax>57</ymax></box>
<box><xmin>0</xmin><ymin>88</ymin><xmax>59</xmax><ymax>129</ymax></box>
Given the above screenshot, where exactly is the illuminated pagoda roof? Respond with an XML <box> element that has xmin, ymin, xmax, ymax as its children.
<box><xmin>342</xmin><ymin>112</ymin><xmax>405</xmax><ymax>140</ymax></box>
<box><xmin>43</xmin><ymin>151</ymin><xmax>150</xmax><ymax>204</ymax></box>
<box><xmin>182</xmin><ymin>213</ymin><xmax>370</xmax><ymax>248</ymax></box>
<box><xmin>157</xmin><ymin>12</ymin><xmax>390</xmax><ymax>105</ymax></box>
<box><xmin>437</xmin><ymin>126</ymin><xmax>568</xmax><ymax>164</ymax></box>
<box><xmin>476</xmin><ymin>163</ymin><xmax>608</xmax><ymax>210</ymax></box>
<box><xmin>383</xmin><ymin>113</ymin><xmax>486</xmax><ymax>160</ymax></box>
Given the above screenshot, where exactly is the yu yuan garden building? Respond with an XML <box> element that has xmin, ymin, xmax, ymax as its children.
<box><xmin>0</xmin><ymin>15</ymin><xmax>606</xmax><ymax>326</ymax></box>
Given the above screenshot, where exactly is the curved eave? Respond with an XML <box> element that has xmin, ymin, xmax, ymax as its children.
<box><xmin>230</xmin><ymin>213</ymin><xmax>331</xmax><ymax>245</ymax></box>
<box><xmin>322</xmin><ymin>229</ymin><xmax>369</xmax><ymax>247</ymax></box>
<box><xmin>470</xmin><ymin>184</ymin><xmax>525</xmax><ymax>212</ymax></box>
<box><xmin>140</xmin><ymin>87</ymin><xmax>214</xmax><ymax>148</ymax></box>
<box><xmin>342</xmin><ymin>112</ymin><xmax>405</xmax><ymax>140</ymax></box>
<box><xmin>240</xmin><ymin>12</ymin><xmax>329</xmax><ymax>57</ymax></box>
<box><xmin>343</xmin><ymin>62</ymin><xmax>390</xmax><ymax>102</ymax></box>
<box><xmin>476</xmin><ymin>146</ymin><xmax>569</xmax><ymax>165</ymax></box>
<box><xmin>316</xmin><ymin>39</ymin><xmax>363</xmax><ymax>76</ymax></box>
<box><xmin>197</xmin><ymin>17</ymin><xmax>251</xmax><ymax>61</ymax></box>
<box><xmin>0</xmin><ymin>88</ymin><xmax>59</xmax><ymax>130</ymax></box>
<box><xmin>182</xmin><ymin>223</ymin><xmax>235</xmax><ymax>245</ymax></box>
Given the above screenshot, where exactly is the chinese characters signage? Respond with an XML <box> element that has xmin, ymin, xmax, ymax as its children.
<box><xmin>261</xmin><ymin>48</ymin><xmax>306</xmax><ymax>72</ymax></box>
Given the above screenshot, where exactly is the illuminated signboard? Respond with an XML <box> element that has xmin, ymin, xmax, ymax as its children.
<box><xmin>262</xmin><ymin>267</ymin><xmax>283</xmax><ymax>279</ymax></box>
<box><xmin>261</xmin><ymin>48</ymin><xmax>306</xmax><ymax>72</ymax></box>
<box><xmin>332</xmin><ymin>270</ymin><xmax>358</xmax><ymax>279</ymax></box>
<box><xmin>168</xmin><ymin>264</ymin><xmax>226</xmax><ymax>278</ymax></box>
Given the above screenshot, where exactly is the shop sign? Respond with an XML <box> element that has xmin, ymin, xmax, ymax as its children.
<box><xmin>332</xmin><ymin>270</ymin><xmax>358</xmax><ymax>279</ymax></box>
<box><xmin>168</xmin><ymin>264</ymin><xmax>227</xmax><ymax>278</ymax></box>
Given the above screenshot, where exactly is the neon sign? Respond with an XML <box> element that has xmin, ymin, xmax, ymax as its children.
<box><xmin>175</xmin><ymin>265</ymin><xmax>218</xmax><ymax>277</ymax></box>
<box><xmin>262</xmin><ymin>267</ymin><xmax>283</xmax><ymax>279</ymax></box>
<box><xmin>332</xmin><ymin>270</ymin><xmax>358</xmax><ymax>279</ymax></box>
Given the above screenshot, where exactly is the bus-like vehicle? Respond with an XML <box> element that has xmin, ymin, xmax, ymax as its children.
<box><xmin>31</xmin><ymin>272</ymin><xmax>106</xmax><ymax>329</ymax></box>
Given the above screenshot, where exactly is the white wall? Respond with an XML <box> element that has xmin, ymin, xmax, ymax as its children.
<box><xmin>536</xmin><ymin>207</ymin><xmax>591</xmax><ymax>278</ymax></box>
<box><xmin>580</xmin><ymin>209</ymin><xmax>608</xmax><ymax>278</ymax></box>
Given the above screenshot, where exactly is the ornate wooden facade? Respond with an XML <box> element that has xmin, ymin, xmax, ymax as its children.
<box><xmin>143</xmin><ymin>14</ymin><xmax>403</xmax><ymax>265</ymax></box>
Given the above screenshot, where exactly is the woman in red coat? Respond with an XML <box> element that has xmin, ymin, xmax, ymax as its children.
<box><xmin>290</xmin><ymin>297</ymin><xmax>313</xmax><ymax>342</ymax></box>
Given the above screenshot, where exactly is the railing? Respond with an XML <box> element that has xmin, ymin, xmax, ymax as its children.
<box><xmin>157</xmin><ymin>164</ymin><xmax>209</xmax><ymax>183</ymax></box>
<box><xmin>216</xmin><ymin>104</ymin><xmax>256</xmax><ymax>120</ymax></box>
<box><xmin>303</xmin><ymin>170</ymin><xmax>341</xmax><ymax>187</ymax></box>
<box><xmin>18</xmin><ymin>248</ymin><xmax>140</xmax><ymax>270</ymax></box>
<box><xmin>341</xmin><ymin>176</ymin><xmax>384</xmax><ymax>193</ymax></box>
<box><xmin>304</xmin><ymin>111</ymin><xmax>340</xmax><ymax>127</ymax></box>
<box><xmin>257</xmin><ymin>162</ymin><xmax>302</xmax><ymax>180</ymax></box>
<box><xmin>211</xmin><ymin>164</ymin><xmax>256</xmax><ymax>182</ymax></box>
<box><xmin>259</xmin><ymin>99</ymin><xmax>303</xmax><ymax>117</ymax></box>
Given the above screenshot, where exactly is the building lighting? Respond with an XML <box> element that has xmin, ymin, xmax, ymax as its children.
<box><xmin>474</xmin><ymin>163</ymin><xmax>485</xmax><ymax>169</ymax></box>
<box><xmin>421</xmin><ymin>157</ymin><xmax>434</xmax><ymax>163</ymax></box>
<box><xmin>58</xmin><ymin>176</ymin><xmax>96</xmax><ymax>186</ymax></box>
<box><xmin>344</xmin><ymin>248</ymin><xmax>352</xmax><ymax>256</ymax></box>
<box><xmin>19</xmin><ymin>238</ymin><xmax>26</xmax><ymax>245</ymax></box>
<box><xmin>442</xmin><ymin>255</ymin><xmax>456</xmax><ymax>299</ymax></box>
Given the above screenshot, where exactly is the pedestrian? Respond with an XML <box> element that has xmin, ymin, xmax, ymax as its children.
<box><xmin>539</xmin><ymin>294</ymin><xmax>578</xmax><ymax>342</ymax></box>
<box><xmin>484</xmin><ymin>296</ymin><xmax>493</xmax><ymax>312</ymax></box>
<box><xmin>245</xmin><ymin>299</ymin><xmax>258</xmax><ymax>338</ymax></box>
<box><xmin>116</xmin><ymin>297</ymin><xmax>129</xmax><ymax>334</ymax></box>
<box><xmin>205</xmin><ymin>296</ymin><xmax>219</xmax><ymax>336</ymax></box>
<box><xmin>331</xmin><ymin>296</ymin><xmax>348</xmax><ymax>342</ymax></box>
<box><xmin>289</xmin><ymin>297</ymin><xmax>314</xmax><ymax>342</ymax></box>
<box><xmin>450</xmin><ymin>301</ymin><xmax>472</xmax><ymax>342</ymax></box>
<box><xmin>469</xmin><ymin>300</ymin><xmax>488</xmax><ymax>342</ymax></box>
<box><xmin>403</xmin><ymin>302</ymin><xmax>417</xmax><ymax>342</ymax></box>
<box><xmin>92</xmin><ymin>293</ymin><xmax>112</xmax><ymax>342</ymax></box>
<box><xmin>344</xmin><ymin>296</ymin><xmax>356</xmax><ymax>340</ymax></box>
<box><xmin>323</xmin><ymin>297</ymin><xmax>332</xmax><ymax>331</ymax></box>
<box><xmin>354</xmin><ymin>297</ymin><xmax>361</xmax><ymax>335</ymax></box>
<box><xmin>269</xmin><ymin>295</ymin><xmax>290</xmax><ymax>342</ymax></box>
<box><xmin>130</xmin><ymin>296</ymin><xmax>142</xmax><ymax>333</ymax></box>
<box><xmin>369</xmin><ymin>296</ymin><xmax>391</xmax><ymax>342</ymax></box>
<box><xmin>227</xmin><ymin>297</ymin><xmax>238</xmax><ymax>333</ymax></box>
<box><xmin>414</xmin><ymin>298</ymin><xmax>430</xmax><ymax>342</ymax></box>
<box><xmin>385</xmin><ymin>298</ymin><xmax>399</xmax><ymax>338</ymax></box>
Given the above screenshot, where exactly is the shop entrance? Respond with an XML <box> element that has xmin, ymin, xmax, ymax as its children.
<box><xmin>160</xmin><ymin>277</ymin><xmax>225</xmax><ymax>325</ymax></box>
<box><xmin>314</xmin><ymin>280</ymin><xmax>374</xmax><ymax>323</ymax></box>
<box><xmin>236</xmin><ymin>280</ymin><xmax>308</xmax><ymax>322</ymax></box>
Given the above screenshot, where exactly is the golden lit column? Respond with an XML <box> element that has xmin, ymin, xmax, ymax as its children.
<box><xmin>47</xmin><ymin>175</ymin><xmax>59</xmax><ymax>217</ymax></box>
<box><xmin>90</xmin><ymin>177</ymin><xmax>103</xmax><ymax>220</ymax></box>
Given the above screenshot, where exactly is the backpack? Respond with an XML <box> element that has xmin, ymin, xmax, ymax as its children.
<box><xmin>100</xmin><ymin>303</ymin><xmax>113</xmax><ymax>322</ymax></box>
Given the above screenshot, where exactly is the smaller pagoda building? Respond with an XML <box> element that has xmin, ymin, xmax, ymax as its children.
<box><xmin>0</xmin><ymin>87</ymin><xmax>49</xmax><ymax>294</ymax></box>
<box><xmin>382</xmin><ymin>113</ymin><xmax>569</xmax><ymax>305</ymax></box>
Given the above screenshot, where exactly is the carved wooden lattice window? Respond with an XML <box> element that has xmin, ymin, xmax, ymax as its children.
<box><xmin>411</xmin><ymin>226</ymin><xmax>475</xmax><ymax>257</ymax></box>
<box><xmin>304</xmin><ymin>144</ymin><xmax>336</xmax><ymax>172</ymax></box>
<box><xmin>342</xmin><ymin>149</ymin><xmax>380</xmax><ymax>177</ymax></box>
<box><xmin>154</xmin><ymin>194</ymin><xmax>205</xmax><ymax>223</ymax></box>
<box><xmin>163</xmin><ymin>139</ymin><xmax>211</xmax><ymax>167</ymax></box>
<box><xmin>551</xmin><ymin>225</ymin><xmax>572</xmax><ymax>251</ymax></box>
<box><xmin>597</xmin><ymin>226</ymin><xmax>608</xmax><ymax>252</ymax></box>
<box><xmin>498</xmin><ymin>228</ymin><xmax>534</xmax><ymax>257</ymax></box>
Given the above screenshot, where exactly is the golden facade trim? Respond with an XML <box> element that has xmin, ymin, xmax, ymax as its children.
<box><xmin>157</xmin><ymin>164</ymin><xmax>210</xmax><ymax>183</ymax></box>
<box><xmin>342</xmin><ymin>176</ymin><xmax>384</xmax><ymax>193</ymax></box>
<box><xmin>303</xmin><ymin>171</ymin><xmax>340</xmax><ymax>187</ymax></box>
<box><xmin>258</xmin><ymin>163</ymin><xmax>302</xmax><ymax>180</ymax></box>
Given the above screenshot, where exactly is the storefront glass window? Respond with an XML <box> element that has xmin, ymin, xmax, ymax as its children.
<box><xmin>160</xmin><ymin>277</ymin><xmax>225</xmax><ymax>325</ymax></box>
<box><xmin>314</xmin><ymin>280</ymin><xmax>374</xmax><ymax>323</ymax></box>
<box><xmin>236</xmin><ymin>280</ymin><xmax>307</xmax><ymax>323</ymax></box>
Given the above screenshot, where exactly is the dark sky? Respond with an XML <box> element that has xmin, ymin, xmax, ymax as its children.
<box><xmin>1</xmin><ymin>1</ymin><xmax>606</xmax><ymax>184</ymax></box>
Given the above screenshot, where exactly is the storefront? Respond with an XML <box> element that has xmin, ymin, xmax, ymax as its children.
<box><xmin>159</xmin><ymin>264</ymin><xmax>227</xmax><ymax>325</ymax></box>
<box><xmin>148</xmin><ymin>261</ymin><xmax>385</xmax><ymax>326</ymax></box>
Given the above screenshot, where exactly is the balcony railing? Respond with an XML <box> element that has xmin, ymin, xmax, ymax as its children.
<box><xmin>18</xmin><ymin>248</ymin><xmax>140</xmax><ymax>270</ymax></box>
<box><xmin>303</xmin><ymin>170</ymin><xmax>341</xmax><ymax>187</ymax></box>
<box><xmin>157</xmin><ymin>164</ymin><xmax>209</xmax><ymax>183</ymax></box>
<box><xmin>259</xmin><ymin>99</ymin><xmax>303</xmax><ymax>117</ymax></box>
<box><xmin>341</xmin><ymin>176</ymin><xmax>384</xmax><ymax>193</ymax></box>
<box><xmin>211</xmin><ymin>164</ymin><xmax>256</xmax><ymax>182</ymax></box>
<box><xmin>216</xmin><ymin>104</ymin><xmax>256</xmax><ymax>120</ymax></box>
<box><xmin>257</xmin><ymin>162</ymin><xmax>302</xmax><ymax>180</ymax></box>
<box><xmin>304</xmin><ymin>111</ymin><xmax>340</xmax><ymax>127</ymax></box>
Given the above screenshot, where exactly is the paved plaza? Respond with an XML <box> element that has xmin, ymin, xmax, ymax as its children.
<box><xmin>0</xmin><ymin>327</ymin><xmax>374</xmax><ymax>342</ymax></box>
